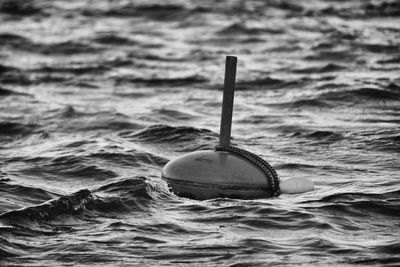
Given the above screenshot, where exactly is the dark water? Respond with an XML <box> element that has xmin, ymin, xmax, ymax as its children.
<box><xmin>1</xmin><ymin>0</ymin><xmax>400</xmax><ymax>266</ymax></box>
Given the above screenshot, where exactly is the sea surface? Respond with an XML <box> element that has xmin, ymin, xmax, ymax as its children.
<box><xmin>0</xmin><ymin>0</ymin><xmax>399</xmax><ymax>266</ymax></box>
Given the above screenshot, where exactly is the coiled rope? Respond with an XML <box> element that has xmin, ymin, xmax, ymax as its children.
<box><xmin>215</xmin><ymin>145</ymin><xmax>280</xmax><ymax>197</ymax></box>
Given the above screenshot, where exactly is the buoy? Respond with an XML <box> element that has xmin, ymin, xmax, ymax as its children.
<box><xmin>162</xmin><ymin>56</ymin><xmax>314</xmax><ymax>200</ymax></box>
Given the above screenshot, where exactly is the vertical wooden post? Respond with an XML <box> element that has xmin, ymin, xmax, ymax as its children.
<box><xmin>219</xmin><ymin>56</ymin><xmax>237</xmax><ymax>147</ymax></box>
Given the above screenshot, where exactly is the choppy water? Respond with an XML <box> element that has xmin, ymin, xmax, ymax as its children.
<box><xmin>1</xmin><ymin>0</ymin><xmax>399</xmax><ymax>266</ymax></box>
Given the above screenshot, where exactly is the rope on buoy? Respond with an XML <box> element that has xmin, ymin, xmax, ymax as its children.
<box><xmin>215</xmin><ymin>145</ymin><xmax>280</xmax><ymax>197</ymax></box>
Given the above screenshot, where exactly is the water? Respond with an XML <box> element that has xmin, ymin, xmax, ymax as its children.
<box><xmin>0</xmin><ymin>0</ymin><xmax>399</xmax><ymax>266</ymax></box>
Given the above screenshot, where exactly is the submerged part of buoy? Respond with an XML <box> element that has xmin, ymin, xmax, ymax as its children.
<box><xmin>162</xmin><ymin>149</ymin><xmax>279</xmax><ymax>200</ymax></box>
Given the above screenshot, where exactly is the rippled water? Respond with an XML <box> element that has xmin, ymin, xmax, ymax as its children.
<box><xmin>1</xmin><ymin>0</ymin><xmax>400</xmax><ymax>266</ymax></box>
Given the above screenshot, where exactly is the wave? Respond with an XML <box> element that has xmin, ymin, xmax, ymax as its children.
<box><xmin>120</xmin><ymin>124</ymin><xmax>217</xmax><ymax>150</ymax></box>
<box><xmin>311</xmin><ymin>87</ymin><xmax>400</xmax><ymax>104</ymax></box>
<box><xmin>0</xmin><ymin>70</ymin><xmax>57</xmax><ymax>85</ymax></box>
<box><xmin>326</xmin><ymin>29</ymin><xmax>359</xmax><ymax>41</ymax></box>
<box><xmin>0</xmin><ymin>86</ymin><xmax>29</xmax><ymax>97</ymax></box>
<box><xmin>378</xmin><ymin>56</ymin><xmax>400</xmax><ymax>64</ymax></box>
<box><xmin>43</xmin><ymin>106</ymin><xmax>142</xmax><ymax>132</ymax></box>
<box><xmin>1</xmin><ymin>63</ymin><xmax>108</xmax><ymax>87</ymax></box>
<box><xmin>218</xmin><ymin>23</ymin><xmax>284</xmax><ymax>35</ymax></box>
<box><xmin>90</xmin><ymin>151</ymin><xmax>168</xmax><ymax>168</ymax></box>
<box><xmin>0</xmin><ymin>0</ymin><xmax>41</xmax><ymax>16</ymax></box>
<box><xmin>0</xmin><ymin>177</ymin><xmax>11</xmax><ymax>183</ymax></box>
<box><xmin>84</xmin><ymin>4</ymin><xmax>190</xmax><ymax>21</ymax></box>
<box><xmin>94</xmin><ymin>177</ymin><xmax>158</xmax><ymax>212</ymax></box>
<box><xmin>0</xmin><ymin>33</ymin><xmax>100</xmax><ymax>55</ymax></box>
<box><xmin>387</xmin><ymin>82</ymin><xmax>400</xmax><ymax>91</ymax></box>
<box><xmin>0</xmin><ymin>182</ymin><xmax>57</xmax><ymax>212</ymax></box>
<box><xmin>355</xmin><ymin>128</ymin><xmax>400</xmax><ymax>152</ymax></box>
<box><xmin>342</xmin><ymin>87</ymin><xmax>400</xmax><ymax>100</ymax></box>
<box><xmin>363</xmin><ymin>1</ymin><xmax>400</xmax><ymax>17</ymax></box>
<box><xmin>278</xmin><ymin>84</ymin><xmax>400</xmax><ymax>109</ymax></box>
<box><xmin>19</xmin><ymin>155</ymin><xmax>118</xmax><ymax>180</ymax></box>
<box><xmin>1</xmin><ymin>34</ymin><xmax>95</xmax><ymax>59</ymax></box>
<box><xmin>362</xmin><ymin>43</ymin><xmax>400</xmax><ymax>54</ymax></box>
<box><xmin>0</xmin><ymin>177</ymin><xmax>161</xmax><ymax>226</ymax></box>
<box><xmin>0</xmin><ymin>33</ymin><xmax>33</xmax><ymax>50</ymax></box>
<box><xmin>303</xmin><ymin>190</ymin><xmax>400</xmax><ymax>218</ymax></box>
<box><xmin>125</xmin><ymin>4</ymin><xmax>188</xmax><ymax>20</ymax></box>
<box><xmin>347</xmin><ymin>256</ymin><xmax>400</xmax><ymax>266</ymax></box>
<box><xmin>288</xmin><ymin>98</ymin><xmax>331</xmax><ymax>108</ymax></box>
<box><xmin>36</xmin><ymin>63</ymin><xmax>109</xmax><ymax>75</ymax></box>
<box><xmin>130</xmin><ymin>52</ymin><xmax>195</xmax><ymax>62</ymax></box>
<box><xmin>234</xmin><ymin>77</ymin><xmax>311</xmax><ymax>90</ymax></box>
<box><xmin>115</xmin><ymin>75</ymin><xmax>208</xmax><ymax>86</ymax></box>
<box><xmin>0</xmin><ymin>189</ymin><xmax>96</xmax><ymax>225</ymax></box>
<box><xmin>92</xmin><ymin>34</ymin><xmax>138</xmax><ymax>45</ymax></box>
<box><xmin>37</xmin><ymin>41</ymin><xmax>101</xmax><ymax>55</ymax></box>
<box><xmin>0</xmin><ymin>244</ymin><xmax>18</xmax><ymax>258</ymax></box>
<box><xmin>0</xmin><ymin>122</ymin><xmax>38</xmax><ymax>136</ymax></box>
<box><xmin>375</xmin><ymin>241</ymin><xmax>400</xmax><ymax>255</ymax></box>
<box><xmin>0</xmin><ymin>63</ymin><xmax>16</xmax><ymax>74</ymax></box>
<box><xmin>268</xmin><ymin>1</ymin><xmax>304</xmax><ymax>13</ymax></box>
<box><xmin>149</xmin><ymin>108</ymin><xmax>199</xmax><ymax>123</ymax></box>
<box><xmin>237</xmin><ymin>77</ymin><xmax>283</xmax><ymax>87</ymax></box>
<box><xmin>275</xmin><ymin>162</ymin><xmax>319</xmax><ymax>170</ymax></box>
<box><xmin>292</xmin><ymin>63</ymin><xmax>345</xmax><ymax>74</ymax></box>
<box><xmin>305</xmin><ymin>49</ymin><xmax>358</xmax><ymax>61</ymax></box>
<box><xmin>291</xmin><ymin>130</ymin><xmax>343</xmax><ymax>141</ymax></box>
<box><xmin>31</xmin><ymin>57</ymin><xmax>133</xmax><ymax>81</ymax></box>
<box><xmin>187</xmin><ymin>201</ymin><xmax>332</xmax><ymax>231</ymax></box>
<box><xmin>304</xmin><ymin>1</ymin><xmax>400</xmax><ymax>18</ymax></box>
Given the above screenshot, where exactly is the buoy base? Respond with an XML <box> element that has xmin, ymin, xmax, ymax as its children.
<box><xmin>163</xmin><ymin>176</ymin><xmax>270</xmax><ymax>200</ymax></box>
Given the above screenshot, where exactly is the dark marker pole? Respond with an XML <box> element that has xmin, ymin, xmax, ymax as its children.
<box><xmin>219</xmin><ymin>56</ymin><xmax>237</xmax><ymax>148</ymax></box>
